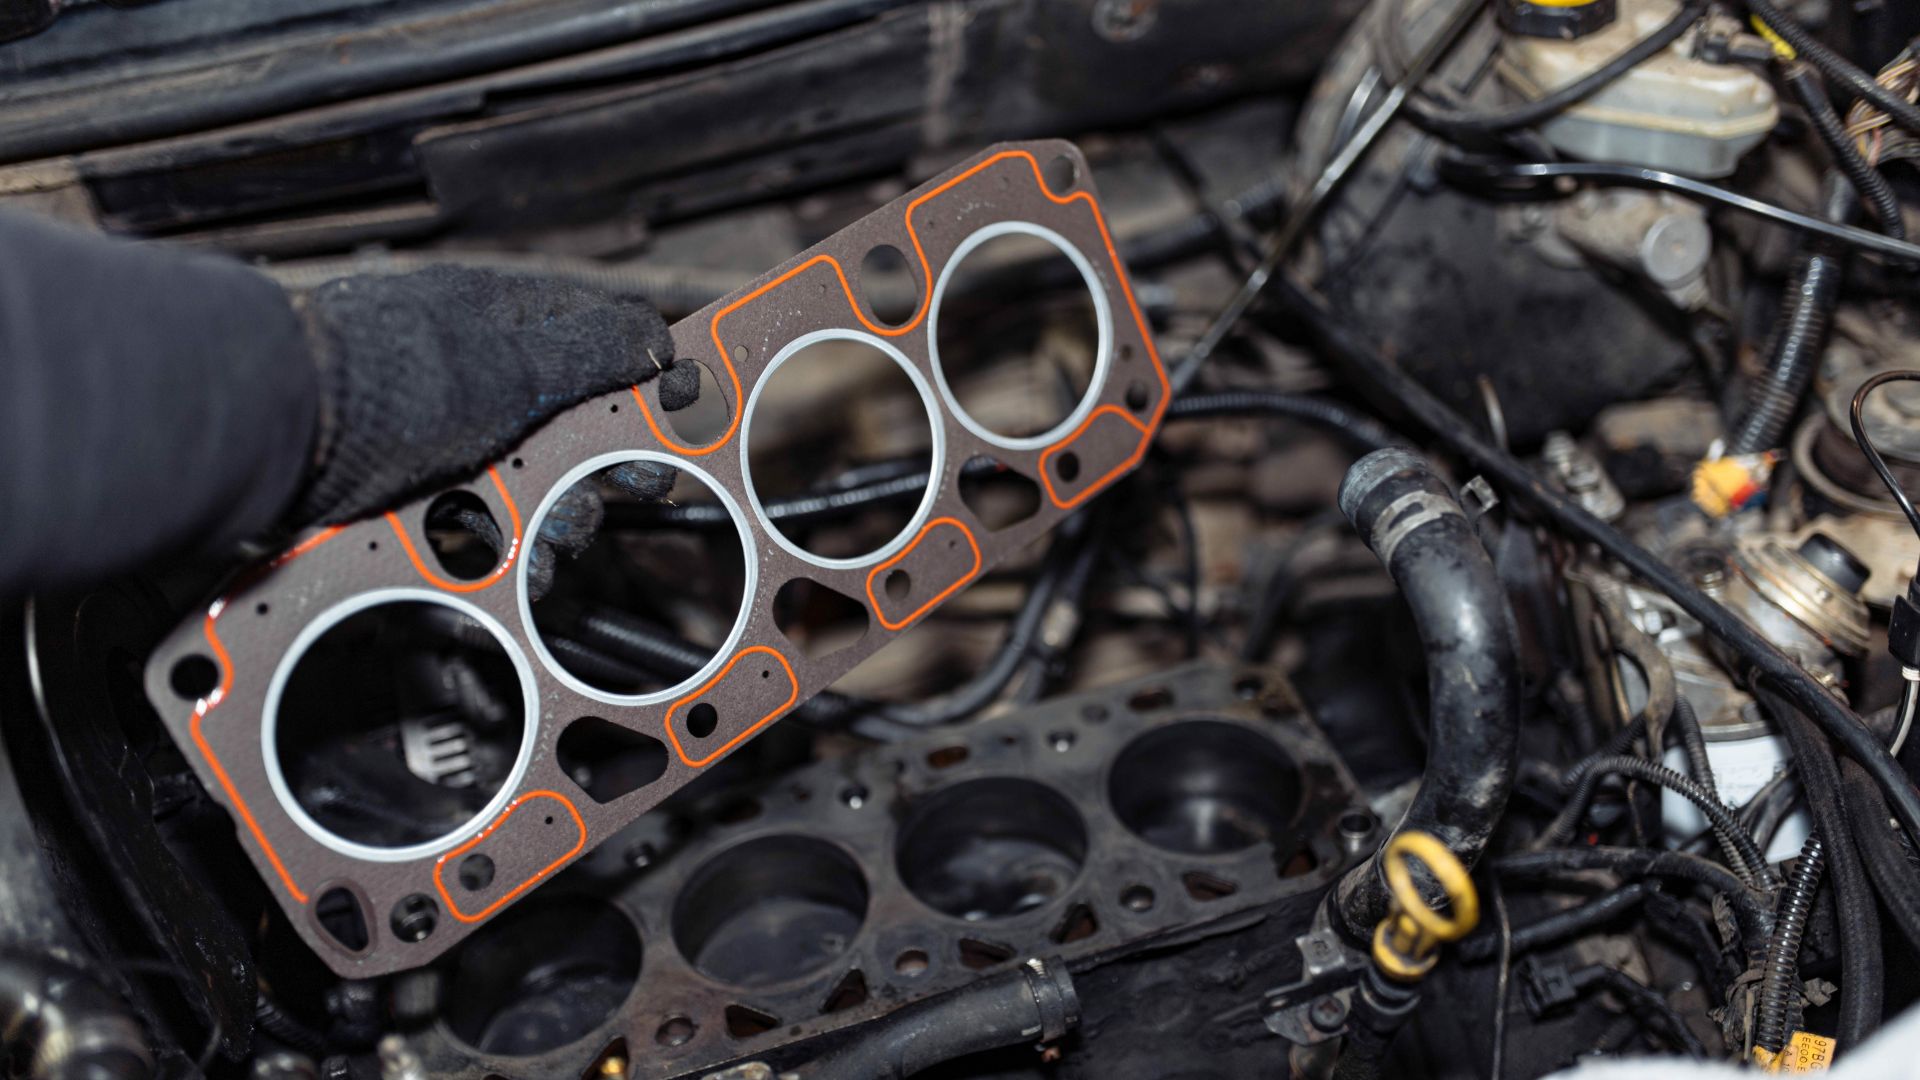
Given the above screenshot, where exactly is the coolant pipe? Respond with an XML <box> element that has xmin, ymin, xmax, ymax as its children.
<box><xmin>1332</xmin><ymin>449</ymin><xmax>1521</xmax><ymax>938</ymax></box>
<box><xmin>786</xmin><ymin>957</ymin><xmax>1078</xmax><ymax>1078</ymax></box>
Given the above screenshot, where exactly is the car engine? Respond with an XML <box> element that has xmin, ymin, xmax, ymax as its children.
<box><xmin>2</xmin><ymin>0</ymin><xmax>1919</xmax><ymax>1077</ymax></box>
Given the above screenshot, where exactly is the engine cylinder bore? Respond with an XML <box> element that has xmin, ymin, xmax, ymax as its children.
<box><xmin>1108</xmin><ymin>721</ymin><xmax>1303</xmax><ymax>855</ymax></box>
<box><xmin>742</xmin><ymin>331</ymin><xmax>940</xmax><ymax>566</ymax></box>
<box><xmin>441</xmin><ymin>896</ymin><xmax>643</xmax><ymax>1056</ymax></box>
<box><xmin>523</xmin><ymin>455</ymin><xmax>750</xmax><ymax>702</ymax></box>
<box><xmin>895</xmin><ymin>778</ymin><xmax>1089</xmax><ymax>921</ymax></box>
<box><xmin>929</xmin><ymin>224</ymin><xmax>1107</xmax><ymax>450</ymax></box>
<box><xmin>671</xmin><ymin>836</ymin><xmax>870</xmax><ymax>987</ymax></box>
<box><xmin>269</xmin><ymin>595</ymin><xmax>532</xmax><ymax>855</ymax></box>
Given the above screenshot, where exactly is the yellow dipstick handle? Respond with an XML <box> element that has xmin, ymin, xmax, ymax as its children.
<box><xmin>1371</xmin><ymin>831</ymin><xmax>1480</xmax><ymax>982</ymax></box>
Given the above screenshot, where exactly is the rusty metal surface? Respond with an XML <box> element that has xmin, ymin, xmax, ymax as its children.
<box><xmin>408</xmin><ymin>661</ymin><xmax>1359</xmax><ymax>1080</ymax></box>
<box><xmin>140</xmin><ymin>139</ymin><xmax>1168</xmax><ymax>978</ymax></box>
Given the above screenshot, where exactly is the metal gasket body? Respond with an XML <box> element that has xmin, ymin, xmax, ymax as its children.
<box><xmin>141</xmin><ymin>140</ymin><xmax>1169</xmax><ymax>977</ymax></box>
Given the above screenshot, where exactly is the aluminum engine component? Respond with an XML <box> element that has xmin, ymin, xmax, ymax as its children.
<box><xmin>137</xmin><ymin>140</ymin><xmax>1169</xmax><ymax>978</ymax></box>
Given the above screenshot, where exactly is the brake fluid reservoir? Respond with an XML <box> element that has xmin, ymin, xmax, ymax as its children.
<box><xmin>1499</xmin><ymin>0</ymin><xmax>1777</xmax><ymax>177</ymax></box>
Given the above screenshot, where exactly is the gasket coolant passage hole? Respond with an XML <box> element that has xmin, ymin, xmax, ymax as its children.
<box><xmin>743</xmin><ymin>332</ymin><xmax>940</xmax><ymax>564</ymax></box>
<box><xmin>271</xmin><ymin>598</ymin><xmax>530</xmax><ymax>853</ymax></box>
<box><xmin>527</xmin><ymin>458</ymin><xmax>749</xmax><ymax>699</ymax></box>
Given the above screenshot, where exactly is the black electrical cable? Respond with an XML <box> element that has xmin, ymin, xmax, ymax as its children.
<box><xmin>844</xmin><ymin>509</ymin><xmax>1099</xmax><ymax>734</ymax></box>
<box><xmin>1784</xmin><ymin>63</ymin><xmax>1907</xmax><ymax>240</ymax></box>
<box><xmin>1768</xmin><ymin>690</ymin><xmax>1884</xmax><ymax>1049</ymax></box>
<box><xmin>1849</xmin><ymin>370</ymin><xmax>1920</xmax><ymax>542</ymax></box>
<box><xmin>1742</xmin><ymin>0</ymin><xmax>1920</xmax><ymax>136</ymax></box>
<box><xmin>601</xmin><ymin>456</ymin><xmax>1004</xmax><ymax>531</ymax></box>
<box><xmin>1491</xmin><ymin>847</ymin><xmax>1772</xmax><ymax>956</ymax></box>
<box><xmin>1166</xmin><ymin>472</ymin><xmax>1203</xmax><ymax>660</ymax></box>
<box><xmin>1436</xmin><ymin>157</ymin><xmax>1920</xmax><ymax>263</ymax></box>
<box><xmin>604</xmin><ymin>384</ymin><xmax>1404</xmax><ymax>538</ymax></box>
<box><xmin>254</xmin><ymin>994</ymin><xmax>330</xmax><ymax>1060</ymax></box>
<box><xmin>1490</xmin><ymin>879</ymin><xmax>1512</xmax><ymax>1080</ymax></box>
<box><xmin>1240</xmin><ymin>508</ymin><xmax>1347</xmax><ymax>662</ymax></box>
<box><xmin>1642</xmin><ymin>887</ymin><xmax>1741</xmax><ymax>1005</ymax></box>
<box><xmin>1265</xmin><ymin>274</ymin><xmax>1920</xmax><ymax>856</ymax></box>
<box><xmin>1166</xmin><ymin>390</ymin><xmax>1403</xmax><ymax>453</ymax></box>
<box><xmin>1407</xmin><ymin>0</ymin><xmax>1707</xmax><ymax>138</ymax></box>
<box><xmin>1566</xmin><ymin>966</ymin><xmax>1709</xmax><ymax>1058</ymax></box>
<box><xmin>1165</xmin><ymin>0</ymin><xmax>1490</xmax><ymax>395</ymax></box>
<box><xmin>1755</xmin><ymin>834</ymin><xmax>1824</xmax><ymax>1054</ymax></box>
<box><xmin>1010</xmin><ymin>509</ymin><xmax>1113</xmax><ymax>704</ymax></box>
<box><xmin>1536</xmin><ymin>754</ymin><xmax>1768</xmax><ymax>888</ymax></box>
<box><xmin>1729</xmin><ymin>176</ymin><xmax>1853</xmax><ymax>455</ymax></box>
<box><xmin>1671</xmin><ymin>697</ymin><xmax>1717</xmax><ymax>805</ymax></box>
<box><xmin>1461</xmin><ymin>881</ymin><xmax>1656</xmax><ymax>963</ymax></box>
<box><xmin>1744</xmin><ymin>773</ymin><xmax>1803</xmax><ymax>855</ymax></box>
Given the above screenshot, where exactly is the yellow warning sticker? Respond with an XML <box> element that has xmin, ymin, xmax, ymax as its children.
<box><xmin>1776</xmin><ymin>1031</ymin><xmax>1837</xmax><ymax>1072</ymax></box>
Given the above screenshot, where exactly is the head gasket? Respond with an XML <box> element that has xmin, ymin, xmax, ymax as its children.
<box><xmin>141</xmin><ymin>139</ymin><xmax>1168</xmax><ymax>976</ymax></box>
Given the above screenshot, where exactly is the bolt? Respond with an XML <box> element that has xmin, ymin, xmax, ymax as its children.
<box><xmin>1309</xmin><ymin>995</ymin><xmax>1349</xmax><ymax>1032</ymax></box>
<box><xmin>1092</xmin><ymin>0</ymin><xmax>1158</xmax><ymax>42</ymax></box>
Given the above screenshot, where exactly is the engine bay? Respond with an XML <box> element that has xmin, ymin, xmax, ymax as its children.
<box><xmin>3</xmin><ymin>0</ymin><xmax>1920</xmax><ymax>1077</ymax></box>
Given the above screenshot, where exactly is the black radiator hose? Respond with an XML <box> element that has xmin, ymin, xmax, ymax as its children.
<box><xmin>0</xmin><ymin>955</ymin><xmax>151</xmax><ymax>1080</ymax></box>
<box><xmin>1728</xmin><ymin>176</ymin><xmax>1853</xmax><ymax>454</ymax></box>
<box><xmin>786</xmin><ymin>958</ymin><xmax>1078</xmax><ymax>1078</ymax></box>
<box><xmin>1332</xmin><ymin>448</ymin><xmax>1522</xmax><ymax>937</ymax></box>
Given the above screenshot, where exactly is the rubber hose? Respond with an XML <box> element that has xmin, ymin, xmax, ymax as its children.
<box><xmin>1754</xmin><ymin>833</ymin><xmax>1825</xmax><ymax>1053</ymax></box>
<box><xmin>1784</xmin><ymin>63</ymin><xmax>1906</xmax><ymax>240</ymax></box>
<box><xmin>1729</xmin><ymin>176</ymin><xmax>1853</xmax><ymax>454</ymax></box>
<box><xmin>1332</xmin><ymin>448</ymin><xmax>1521</xmax><ymax>936</ymax></box>
<box><xmin>787</xmin><ymin>958</ymin><xmax>1077</xmax><ymax>1078</ymax></box>
<box><xmin>1770</xmin><ymin>691</ymin><xmax>1884</xmax><ymax>1050</ymax></box>
<box><xmin>1266</xmin><ymin>275</ymin><xmax>1920</xmax><ymax>849</ymax></box>
<box><xmin>1741</xmin><ymin>0</ymin><xmax>1920</xmax><ymax>135</ymax></box>
<box><xmin>1837</xmin><ymin>758</ymin><xmax>1920</xmax><ymax>955</ymax></box>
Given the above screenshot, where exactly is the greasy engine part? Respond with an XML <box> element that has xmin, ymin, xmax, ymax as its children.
<box><xmin>1331</xmin><ymin>448</ymin><xmax>1520</xmax><ymax>937</ymax></box>
<box><xmin>394</xmin><ymin>661</ymin><xmax>1359</xmax><ymax>1080</ymax></box>
<box><xmin>138</xmin><ymin>139</ymin><xmax>1169</xmax><ymax>978</ymax></box>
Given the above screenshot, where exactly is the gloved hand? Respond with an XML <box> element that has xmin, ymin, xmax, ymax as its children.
<box><xmin>288</xmin><ymin>264</ymin><xmax>697</xmax><ymax>528</ymax></box>
<box><xmin>0</xmin><ymin>210</ymin><xmax>697</xmax><ymax>597</ymax></box>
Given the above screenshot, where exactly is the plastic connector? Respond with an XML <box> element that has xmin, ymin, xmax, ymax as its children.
<box><xmin>1890</xmin><ymin>580</ymin><xmax>1920</xmax><ymax>670</ymax></box>
<box><xmin>1517</xmin><ymin>958</ymin><xmax>1581</xmax><ymax>1018</ymax></box>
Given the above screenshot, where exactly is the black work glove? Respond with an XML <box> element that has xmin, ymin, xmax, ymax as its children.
<box><xmin>287</xmin><ymin>265</ymin><xmax>693</xmax><ymax>528</ymax></box>
<box><xmin>0</xmin><ymin>210</ymin><xmax>696</xmax><ymax>597</ymax></box>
